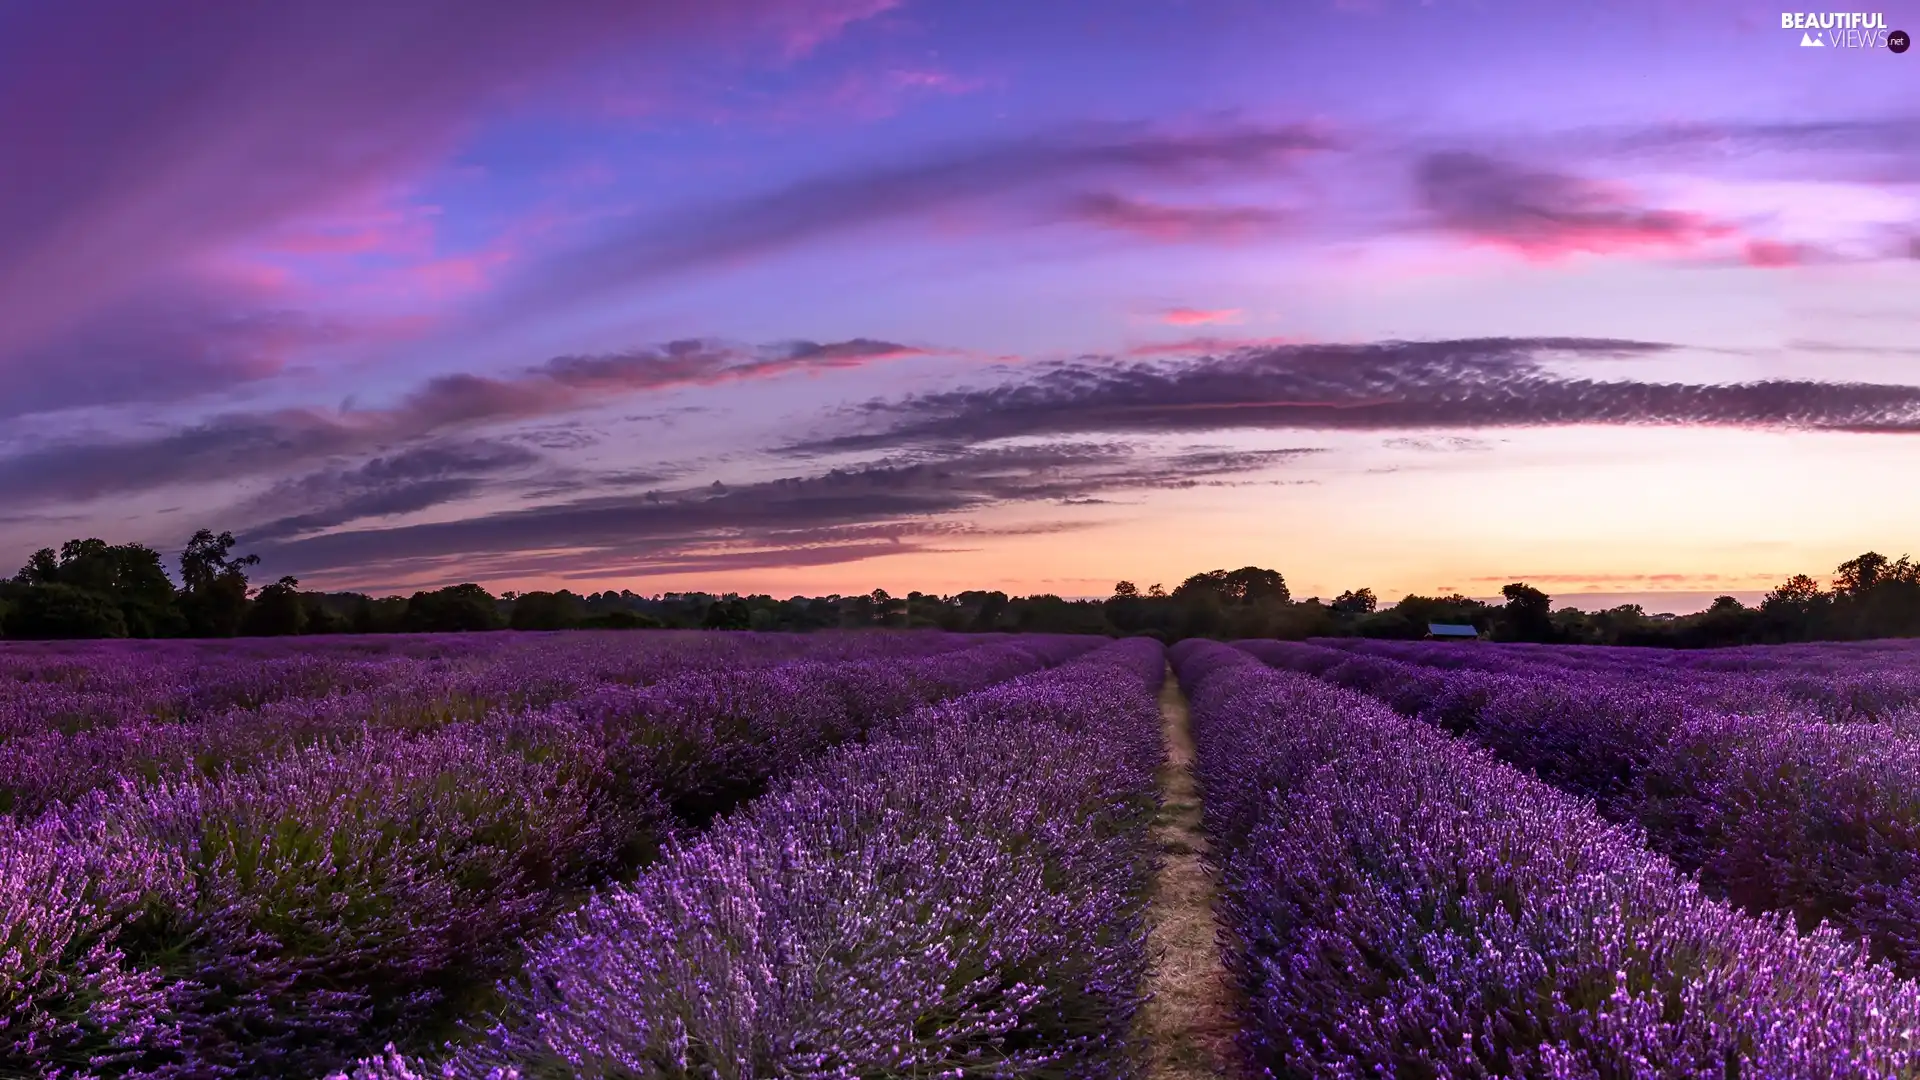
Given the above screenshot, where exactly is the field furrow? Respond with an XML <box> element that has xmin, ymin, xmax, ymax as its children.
<box><xmin>1136</xmin><ymin>663</ymin><xmax>1238</xmax><ymax>1080</ymax></box>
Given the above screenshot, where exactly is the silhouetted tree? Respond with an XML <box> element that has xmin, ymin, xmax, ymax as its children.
<box><xmin>1825</xmin><ymin>552</ymin><xmax>1920</xmax><ymax>639</ymax></box>
<box><xmin>1225</xmin><ymin>566</ymin><xmax>1289</xmax><ymax>605</ymax></box>
<box><xmin>1766</xmin><ymin>573</ymin><xmax>1827</xmax><ymax>611</ymax></box>
<box><xmin>1174</xmin><ymin>570</ymin><xmax>1228</xmax><ymax>603</ymax></box>
<box><xmin>1104</xmin><ymin>581</ymin><xmax>1147</xmax><ymax>634</ymax></box>
<box><xmin>1331</xmin><ymin>588</ymin><xmax>1377</xmax><ymax>615</ymax></box>
<box><xmin>1173</xmin><ymin>566</ymin><xmax>1290</xmax><ymax>609</ymax></box>
<box><xmin>1834</xmin><ymin>552</ymin><xmax>1895</xmax><ymax>598</ymax></box>
<box><xmin>510</xmin><ymin>590</ymin><xmax>584</xmax><ymax>631</ymax></box>
<box><xmin>1268</xmin><ymin>597</ymin><xmax>1338</xmax><ymax>640</ymax></box>
<box><xmin>969</xmin><ymin>590</ymin><xmax>1009</xmax><ymax>632</ymax></box>
<box><xmin>3</xmin><ymin>583</ymin><xmax>130</xmax><ymax>639</ymax></box>
<box><xmin>179</xmin><ymin>530</ymin><xmax>257</xmax><ymax>592</ymax></box>
<box><xmin>178</xmin><ymin>529</ymin><xmax>258</xmax><ymax>637</ymax></box>
<box><xmin>18</xmin><ymin>517</ymin><xmax>1920</xmax><ymax>648</ymax></box>
<box><xmin>243</xmin><ymin>576</ymin><xmax>308</xmax><ymax>636</ymax></box>
<box><xmin>1496</xmin><ymin>582</ymin><xmax>1556</xmax><ymax>643</ymax></box>
<box><xmin>702</xmin><ymin>597</ymin><xmax>751</xmax><ymax>630</ymax></box>
<box><xmin>1760</xmin><ymin>573</ymin><xmax>1830</xmax><ymax>640</ymax></box>
<box><xmin>13</xmin><ymin>538</ymin><xmax>182</xmax><ymax>636</ymax></box>
<box><xmin>300</xmin><ymin>594</ymin><xmax>348</xmax><ymax>634</ymax></box>
<box><xmin>1355</xmin><ymin>593</ymin><xmax>1489</xmax><ymax>639</ymax></box>
<box><xmin>870</xmin><ymin>589</ymin><xmax>908</xmax><ymax>628</ymax></box>
<box><xmin>837</xmin><ymin>592</ymin><xmax>876</xmax><ymax>628</ymax></box>
<box><xmin>403</xmin><ymin>583</ymin><xmax>504</xmax><ymax>633</ymax></box>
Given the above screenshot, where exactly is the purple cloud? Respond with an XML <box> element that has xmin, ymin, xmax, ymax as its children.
<box><xmin>243</xmin><ymin>441</ymin><xmax>1319</xmax><ymax>585</ymax></box>
<box><xmin>0</xmin><ymin>0</ymin><xmax>893</xmax><ymax>365</ymax></box>
<box><xmin>485</xmin><ymin>121</ymin><xmax>1339</xmax><ymax>324</ymax></box>
<box><xmin>1416</xmin><ymin>152</ymin><xmax>1733</xmax><ymax>258</ymax></box>
<box><xmin>0</xmin><ymin>268</ymin><xmax>418</xmax><ymax>419</ymax></box>
<box><xmin>241</xmin><ymin>439</ymin><xmax>543</xmax><ymax>542</ymax></box>
<box><xmin>1064</xmin><ymin>192</ymin><xmax>1289</xmax><ymax>241</ymax></box>
<box><xmin>1602</xmin><ymin>116</ymin><xmax>1920</xmax><ymax>181</ymax></box>
<box><xmin>796</xmin><ymin>337</ymin><xmax>1920</xmax><ymax>450</ymax></box>
<box><xmin>0</xmin><ymin>337</ymin><xmax>927</xmax><ymax>503</ymax></box>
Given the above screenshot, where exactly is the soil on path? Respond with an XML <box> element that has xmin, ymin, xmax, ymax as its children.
<box><xmin>1137</xmin><ymin>663</ymin><xmax>1239</xmax><ymax>1079</ymax></box>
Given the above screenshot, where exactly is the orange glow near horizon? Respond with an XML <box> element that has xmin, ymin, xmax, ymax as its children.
<box><xmin>297</xmin><ymin>426</ymin><xmax>1920</xmax><ymax>615</ymax></box>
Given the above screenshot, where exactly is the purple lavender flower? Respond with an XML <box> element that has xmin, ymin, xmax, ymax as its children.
<box><xmin>1239</xmin><ymin>636</ymin><xmax>1920</xmax><ymax>978</ymax></box>
<box><xmin>449</xmin><ymin>641</ymin><xmax>1165</xmax><ymax>1080</ymax></box>
<box><xmin>1180</xmin><ymin>642</ymin><xmax>1920</xmax><ymax>1077</ymax></box>
<box><xmin>1</xmin><ymin>632</ymin><xmax>1108</xmax><ymax>1078</ymax></box>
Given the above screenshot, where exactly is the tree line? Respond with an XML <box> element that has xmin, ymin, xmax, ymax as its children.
<box><xmin>1</xmin><ymin>530</ymin><xmax>1917</xmax><ymax>647</ymax></box>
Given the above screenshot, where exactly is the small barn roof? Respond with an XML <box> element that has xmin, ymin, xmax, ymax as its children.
<box><xmin>1427</xmin><ymin>622</ymin><xmax>1479</xmax><ymax>638</ymax></box>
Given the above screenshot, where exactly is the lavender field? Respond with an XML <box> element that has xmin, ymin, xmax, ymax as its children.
<box><xmin>1190</xmin><ymin>636</ymin><xmax>1920</xmax><ymax>1076</ymax></box>
<box><xmin>2</xmin><ymin>631</ymin><xmax>1165</xmax><ymax>1078</ymax></box>
<box><xmin>10</xmin><ymin>630</ymin><xmax>1920</xmax><ymax>1078</ymax></box>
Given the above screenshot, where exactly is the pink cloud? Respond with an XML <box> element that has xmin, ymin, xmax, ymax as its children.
<box><xmin>1068</xmin><ymin>192</ymin><xmax>1290</xmax><ymax>242</ymax></box>
<box><xmin>1742</xmin><ymin>239</ymin><xmax>1823</xmax><ymax>267</ymax></box>
<box><xmin>267</xmin><ymin>202</ymin><xmax>441</xmax><ymax>259</ymax></box>
<box><xmin>1510</xmin><ymin>213</ymin><xmax>1731</xmax><ymax>259</ymax></box>
<box><xmin>197</xmin><ymin>256</ymin><xmax>300</xmax><ymax>298</ymax></box>
<box><xmin>311</xmin><ymin>203</ymin><xmax>585</xmax><ymax>312</ymax></box>
<box><xmin>407</xmin><ymin>250</ymin><xmax>517</xmax><ymax>298</ymax></box>
<box><xmin>772</xmin><ymin>0</ymin><xmax>899</xmax><ymax>58</ymax></box>
<box><xmin>0</xmin><ymin>284</ymin><xmax>430</xmax><ymax>420</ymax></box>
<box><xmin>1162</xmin><ymin>307</ymin><xmax>1243</xmax><ymax>326</ymax></box>
<box><xmin>1418</xmin><ymin>152</ymin><xmax>1737</xmax><ymax>261</ymax></box>
<box><xmin>0</xmin><ymin>1</ymin><xmax>892</xmax><ymax>368</ymax></box>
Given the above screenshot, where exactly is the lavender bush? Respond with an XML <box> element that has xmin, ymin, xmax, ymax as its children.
<box><xmin>1637</xmin><ymin>712</ymin><xmax>1920</xmax><ymax>975</ymax></box>
<box><xmin>0</xmin><ymin>632</ymin><xmax>1100</xmax><ymax>1078</ymax></box>
<box><xmin>0</xmin><ymin>811</ymin><xmax>192</xmax><ymax>1076</ymax></box>
<box><xmin>1176</xmin><ymin>641</ymin><xmax>1920</xmax><ymax>1077</ymax></box>
<box><xmin>423</xmin><ymin>640</ymin><xmax>1167</xmax><ymax>1080</ymax></box>
<box><xmin>1242</xmin><ymin>637</ymin><xmax>1920</xmax><ymax>977</ymax></box>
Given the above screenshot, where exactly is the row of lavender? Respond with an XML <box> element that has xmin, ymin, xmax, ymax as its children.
<box><xmin>1243</xmin><ymin>637</ymin><xmax>1920</xmax><ymax>982</ymax></box>
<box><xmin>2</xmin><ymin>632</ymin><xmax>1103</xmax><ymax>1078</ymax></box>
<box><xmin>1321</xmin><ymin>635</ymin><xmax>1920</xmax><ymax>724</ymax></box>
<box><xmin>0</xmin><ymin>632</ymin><xmax>1011</xmax><ymax>817</ymax></box>
<box><xmin>1174</xmin><ymin>640</ymin><xmax>1920</xmax><ymax>1076</ymax></box>
<box><xmin>1492</xmin><ymin>636</ymin><xmax>1920</xmax><ymax>675</ymax></box>
<box><xmin>337</xmin><ymin>637</ymin><xmax>1169</xmax><ymax>1080</ymax></box>
<box><xmin>0</xmin><ymin>630</ymin><xmax>995</xmax><ymax>738</ymax></box>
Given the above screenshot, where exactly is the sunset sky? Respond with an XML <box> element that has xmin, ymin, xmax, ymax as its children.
<box><xmin>2</xmin><ymin>0</ymin><xmax>1916</xmax><ymax>612</ymax></box>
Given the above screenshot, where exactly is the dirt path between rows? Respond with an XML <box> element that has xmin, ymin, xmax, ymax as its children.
<box><xmin>1137</xmin><ymin>663</ymin><xmax>1238</xmax><ymax>1079</ymax></box>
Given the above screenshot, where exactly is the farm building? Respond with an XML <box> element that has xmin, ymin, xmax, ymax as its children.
<box><xmin>1426</xmin><ymin>622</ymin><xmax>1481</xmax><ymax>641</ymax></box>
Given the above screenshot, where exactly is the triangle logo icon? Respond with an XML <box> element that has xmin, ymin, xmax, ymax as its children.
<box><xmin>1801</xmin><ymin>31</ymin><xmax>1825</xmax><ymax>45</ymax></box>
